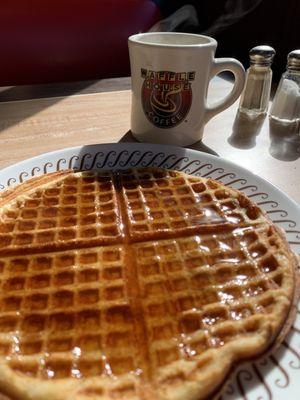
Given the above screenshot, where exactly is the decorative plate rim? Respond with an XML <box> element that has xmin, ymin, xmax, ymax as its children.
<box><xmin>0</xmin><ymin>142</ymin><xmax>299</xmax><ymax>210</ymax></box>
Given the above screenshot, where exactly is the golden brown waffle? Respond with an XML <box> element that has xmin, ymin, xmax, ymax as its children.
<box><xmin>0</xmin><ymin>168</ymin><xmax>297</xmax><ymax>400</ymax></box>
<box><xmin>0</xmin><ymin>170</ymin><xmax>122</xmax><ymax>255</ymax></box>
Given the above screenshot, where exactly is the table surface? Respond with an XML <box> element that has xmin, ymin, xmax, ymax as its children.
<box><xmin>0</xmin><ymin>76</ymin><xmax>299</xmax><ymax>205</ymax></box>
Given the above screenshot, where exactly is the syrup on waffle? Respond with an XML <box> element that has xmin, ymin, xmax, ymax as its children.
<box><xmin>0</xmin><ymin>168</ymin><xmax>297</xmax><ymax>400</ymax></box>
<box><xmin>0</xmin><ymin>170</ymin><xmax>122</xmax><ymax>255</ymax></box>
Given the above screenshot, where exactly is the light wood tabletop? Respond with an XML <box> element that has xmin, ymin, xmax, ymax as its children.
<box><xmin>0</xmin><ymin>76</ymin><xmax>299</xmax><ymax>205</ymax></box>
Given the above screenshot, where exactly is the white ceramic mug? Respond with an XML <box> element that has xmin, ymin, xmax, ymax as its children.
<box><xmin>128</xmin><ymin>32</ymin><xmax>245</xmax><ymax>146</ymax></box>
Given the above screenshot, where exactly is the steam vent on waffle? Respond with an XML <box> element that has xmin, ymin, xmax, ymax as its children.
<box><xmin>0</xmin><ymin>167</ymin><xmax>297</xmax><ymax>400</ymax></box>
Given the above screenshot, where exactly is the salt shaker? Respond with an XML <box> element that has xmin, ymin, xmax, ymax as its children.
<box><xmin>269</xmin><ymin>50</ymin><xmax>300</xmax><ymax>125</ymax></box>
<box><xmin>239</xmin><ymin>45</ymin><xmax>275</xmax><ymax>116</ymax></box>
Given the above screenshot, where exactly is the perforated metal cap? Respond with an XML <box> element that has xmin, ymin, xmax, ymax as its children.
<box><xmin>287</xmin><ymin>50</ymin><xmax>300</xmax><ymax>71</ymax></box>
<box><xmin>249</xmin><ymin>45</ymin><xmax>276</xmax><ymax>66</ymax></box>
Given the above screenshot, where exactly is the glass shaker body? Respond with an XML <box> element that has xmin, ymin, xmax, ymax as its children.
<box><xmin>270</xmin><ymin>68</ymin><xmax>300</xmax><ymax>124</ymax></box>
<box><xmin>238</xmin><ymin>45</ymin><xmax>275</xmax><ymax>116</ymax></box>
<box><xmin>239</xmin><ymin>64</ymin><xmax>273</xmax><ymax>116</ymax></box>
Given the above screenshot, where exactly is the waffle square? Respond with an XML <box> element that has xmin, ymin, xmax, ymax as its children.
<box><xmin>0</xmin><ymin>171</ymin><xmax>123</xmax><ymax>255</ymax></box>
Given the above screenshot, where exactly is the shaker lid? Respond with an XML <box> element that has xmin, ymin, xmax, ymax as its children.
<box><xmin>249</xmin><ymin>45</ymin><xmax>276</xmax><ymax>66</ymax></box>
<box><xmin>287</xmin><ymin>50</ymin><xmax>300</xmax><ymax>70</ymax></box>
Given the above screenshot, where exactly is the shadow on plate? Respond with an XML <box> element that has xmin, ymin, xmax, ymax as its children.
<box><xmin>119</xmin><ymin>130</ymin><xmax>219</xmax><ymax>157</ymax></box>
<box><xmin>187</xmin><ymin>140</ymin><xmax>219</xmax><ymax>156</ymax></box>
<box><xmin>269</xmin><ymin>118</ymin><xmax>300</xmax><ymax>161</ymax></box>
<box><xmin>228</xmin><ymin>110</ymin><xmax>266</xmax><ymax>149</ymax></box>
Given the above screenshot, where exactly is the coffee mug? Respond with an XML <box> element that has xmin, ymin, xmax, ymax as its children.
<box><xmin>128</xmin><ymin>32</ymin><xmax>245</xmax><ymax>146</ymax></box>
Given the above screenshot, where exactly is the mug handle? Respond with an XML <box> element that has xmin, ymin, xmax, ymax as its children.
<box><xmin>204</xmin><ymin>58</ymin><xmax>245</xmax><ymax>123</ymax></box>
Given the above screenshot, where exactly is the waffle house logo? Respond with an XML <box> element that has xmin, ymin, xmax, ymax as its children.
<box><xmin>141</xmin><ymin>69</ymin><xmax>195</xmax><ymax>128</ymax></box>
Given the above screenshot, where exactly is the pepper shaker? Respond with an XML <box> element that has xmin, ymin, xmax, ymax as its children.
<box><xmin>239</xmin><ymin>45</ymin><xmax>275</xmax><ymax>116</ymax></box>
<box><xmin>269</xmin><ymin>50</ymin><xmax>300</xmax><ymax>125</ymax></box>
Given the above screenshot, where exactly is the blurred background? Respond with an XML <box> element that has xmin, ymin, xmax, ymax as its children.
<box><xmin>153</xmin><ymin>0</ymin><xmax>299</xmax><ymax>83</ymax></box>
<box><xmin>0</xmin><ymin>0</ymin><xmax>298</xmax><ymax>86</ymax></box>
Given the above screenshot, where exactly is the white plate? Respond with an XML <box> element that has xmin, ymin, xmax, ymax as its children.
<box><xmin>0</xmin><ymin>142</ymin><xmax>299</xmax><ymax>400</ymax></box>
